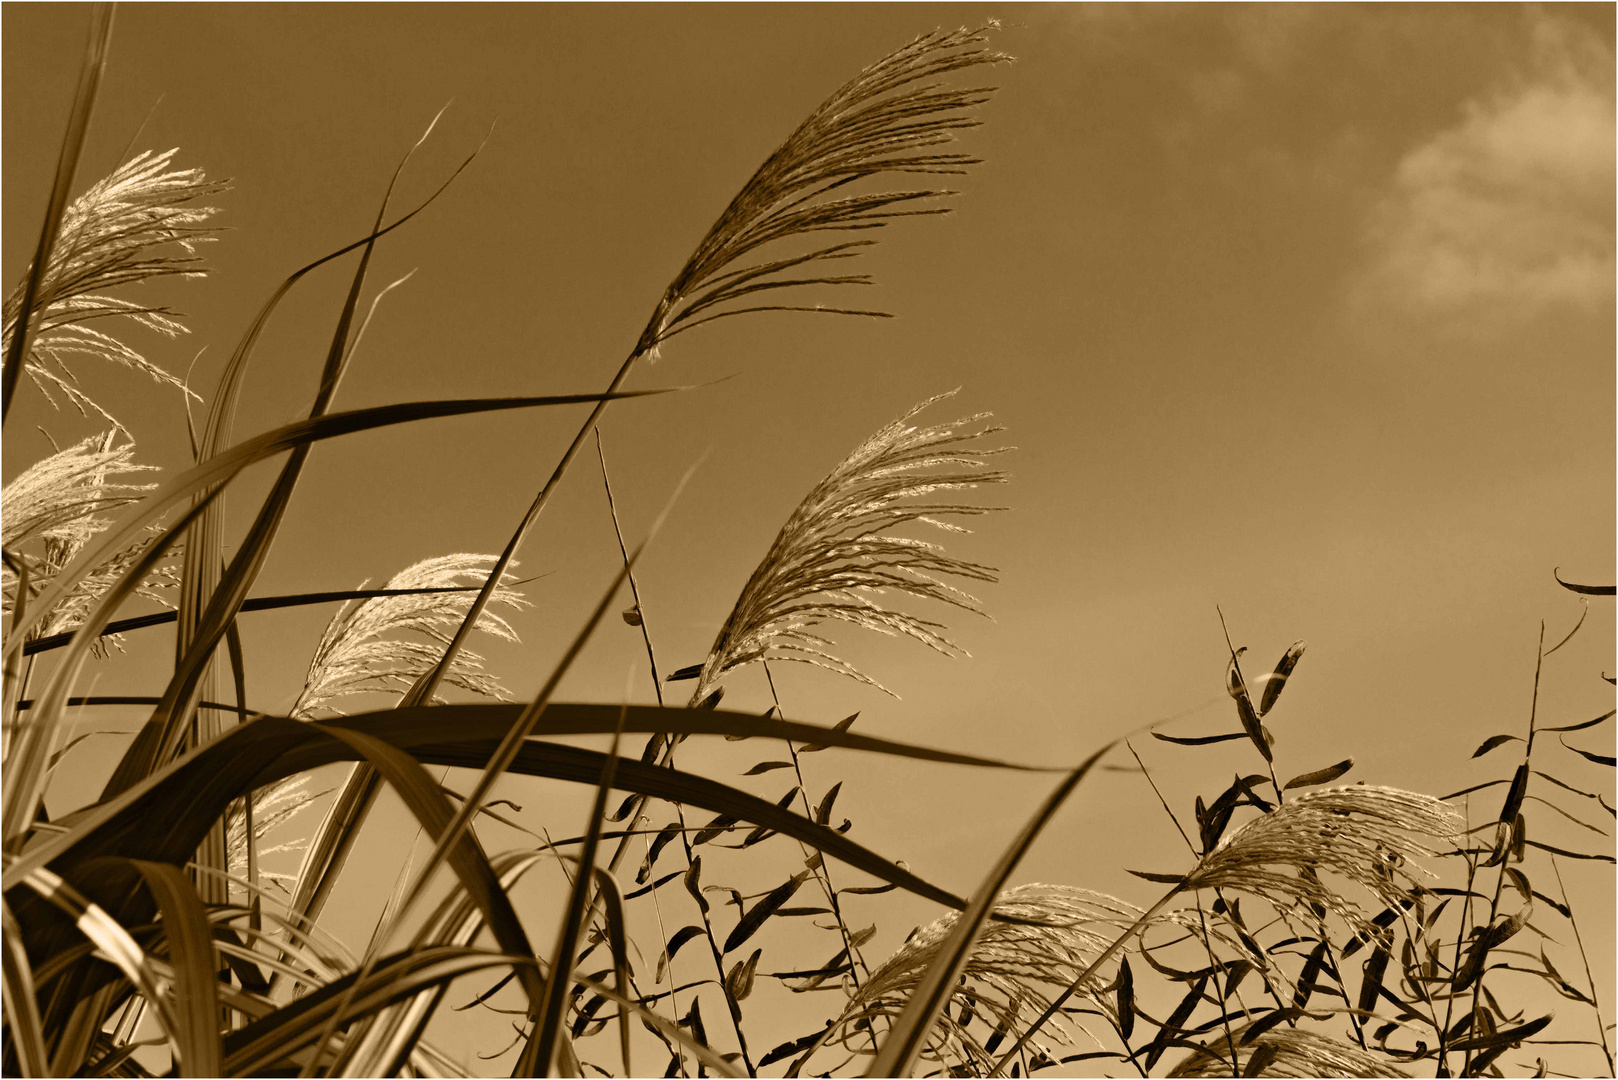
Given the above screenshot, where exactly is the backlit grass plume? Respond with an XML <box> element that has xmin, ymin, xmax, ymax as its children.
<box><xmin>830</xmin><ymin>885</ymin><xmax>1146</xmax><ymax>1071</ymax></box>
<box><xmin>1</xmin><ymin>431</ymin><xmax>174</xmax><ymax>650</ymax></box>
<box><xmin>225</xmin><ymin>775</ymin><xmax>325</xmax><ymax>884</ymax></box>
<box><xmin>1168</xmin><ymin>1025</ymin><xmax>1412</xmax><ymax>1078</ymax></box>
<box><xmin>1183</xmin><ymin>786</ymin><xmax>1464</xmax><ymax>931</ymax></box>
<box><xmin>291</xmin><ymin>554</ymin><xmax>528</xmax><ymax>718</ymax></box>
<box><xmin>688</xmin><ymin>389</ymin><xmax>1007</xmax><ymax>702</ymax></box>
<box><xmin>2</xmin><ymin>149</ymin><xmax>225</xmax><ymax>423</ymax></box>
<box><xmin>632</xmin><ymin>26</ymin><xmax>1009</xmax><ymax>361</ymax></box>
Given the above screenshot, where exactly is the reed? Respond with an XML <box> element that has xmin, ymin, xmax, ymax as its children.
<box><xmin>2</xmin><ymin>15</ymin><xmax>1610</xmax><ymax>1080</ymax></box>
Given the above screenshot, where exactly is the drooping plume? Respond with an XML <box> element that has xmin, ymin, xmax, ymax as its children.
<box><xmin>689</xmin><ymin>389</ymin><xmax>1007</xmax><ymax>702</ymax></box>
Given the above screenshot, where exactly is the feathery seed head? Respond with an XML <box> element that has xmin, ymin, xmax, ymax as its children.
<box><xmin>1170</xmin><ymin>1025</ymin><xmax>1412</xmax><ymax>1077</ymax></box>
<box><xmin>633</xmin><ymin>26</ymin><xmax>1010</xmax><ymax>361</ymax></box>
<box><xmin>1184</xmin><ymin>786</ymin><xmax>1464</xmax><ymax>931</ymax></box>
<box><xmin>2</xmin><ymin>432</ymin><xmax>173</xmax><ymax>651</ymax></box>
<box><xmin>690</xmin><ymin>389</ymin><xmax>1007</xmax><ymax>701</ymax></box>
<box><xmin>3</xmin><ymin>149</ymin><xmax>226</xmax><ymax>424</ymax></box>
<box><xmin>293</xmin><ymin>554</ymin><xmax>528</xmax><ymax>718</ymax></box>
<box><xmin>835</xmin><ymin>885</ymin><xmax>1147</xmax><ymax>1070</ymax></box>
<box><xmin>225</xmin><ymin>776</ymin><xmax>325</xmax><ymax>882</ymax></box>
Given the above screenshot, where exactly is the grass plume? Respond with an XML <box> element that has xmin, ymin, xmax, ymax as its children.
<box><xmin>292</xmin><ymin>554</ymin><xmax>528</xmax><ymax>718</ymax></box>
<box><xmin>1</xmin><ymin>431</ymin><xmax>174</xmax><ymax>651</ymax></box>
<box><xmin>633</xmin><ymin>26</ymin><xmax>1010</xmax><ymax>361</ymax></box>
<box><xmin>689</xmin><ymin>389</ymin><xmax>1008</xmax><ymax>702</ymax></box>
<box><xmin>2</xmin><ymin>149</ymin><xmax>225</xmax><ymax>425</ymax></box>
<box><xmin>1184</xmin><ymin>785</ymin><xmax>1465</xmax><ymax>931</ymax></box>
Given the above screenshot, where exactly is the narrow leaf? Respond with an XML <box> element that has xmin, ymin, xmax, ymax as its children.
<box><xmin>1283</xmin><ymin>758</ymin><xmax>1354</xmax><ymax>790</ymax></box>
<box><xmin>1256</xmin><ymin>640</ymin><xmax>1306</xmax><ymax>717</ymax></box>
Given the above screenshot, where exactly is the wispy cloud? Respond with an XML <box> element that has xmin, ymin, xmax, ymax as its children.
<box><xmin>1357</xmin><ymin>12</ymin><xmax>1614</xmax><ymax>323</ymax></box>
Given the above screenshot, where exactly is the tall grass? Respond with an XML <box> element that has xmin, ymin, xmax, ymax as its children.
<box><xmin>2</xmin><ymin>12</ymin><xmax>1613</xmax><ymax>1079</ymax></box>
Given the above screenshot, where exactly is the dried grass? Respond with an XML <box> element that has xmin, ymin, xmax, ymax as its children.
<box><xmin>1185</xmin><ymin>785</ymin><xmax>1465</xmax><ymax>932</ymax></box>
<box><xmin>1</xmin><ymin>149</ymin><xmax>225</xmax><ymax>425</ymax></box>
<box><xmin>1</xmin><ymin>431</ymin><xmax>174</xmax><ymax>650</ymax></box>
<box><xmin>225</xmin><ymin>776</ymin><xmax>324</xmax><ymax>883</ymax></box>
<box><xmin>691</xmin><ymin>390</ymin><xmax>1007</xmax><ymax>702</ymax></box>
<box><xmin>633</xmin><ymin>26</ymin><xmax>1009</xmax><ymax>361</ymax></box>
<box><xmin>831</xmin><ymin>885</ymin><xmax>1144</xmax><ymax>1070</ymax></box>
<box><xmin>1168</xmin><ymin>1024</ymin><xmax>1413</xmax><ymax>1078</ymax></box>
<box><xmin>292</xmin><ymin>554</ymin><xmax>528</xmax><ymax>718</ymax></box>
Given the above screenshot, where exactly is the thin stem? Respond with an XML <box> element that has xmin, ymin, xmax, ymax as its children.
<box><xmin>762</xmin><ymin>661</ymin><xmax>883</xmax><ymax>1059</ymax></box>
<box><xmin>765</xmin><ymin>663</ymin><xmax>871</xmax><ymax>983</ymax></box>
<box><xmin>595</xmin><ymin>428</ymin><xmax>664</xmax><ymax>698</ymax></box>
<box><xmin>1466</xmin><ymin>623</ymin><xmax>1546</xmax><ymax>1076</ymax></box>
<box><xmin>1216</xmin><ymin>607</ymin><xmax>1283</xmax><ymax>805</ymax></box>
<box><xmin>666</xmin><ymin>736</ymin><xmax>758</xmax><ymax>1074</ymax></box>
<box><xmin>1550</xmin><ymin>857</ymin><xmax>1614</xmax><ymax>1076</ymax></box>
<box><xmin>590</xmin><ymin>437</ymin><xmax>748</xmax><ymax>1072</ymax></box>
<box><xmin>1126</xmin><ymin>738</ymin><xmax>1195</xmax><ymax>856</ymax></box>
<box><xmin>593</xmin><ymin>432</ymin><xmax>686</xmax><ymax>1077</ymax></box>
<box><xmin>1191</xmin><ymin>890</ymin><xmax>1240</xmax><ymax>1078</ymax></box>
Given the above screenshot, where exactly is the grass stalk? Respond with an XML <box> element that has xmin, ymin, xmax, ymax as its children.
<box><xmin>1549</xmin><ymin>856</ymin><xmax>1614</xmax><ymax>1076</ymax></box>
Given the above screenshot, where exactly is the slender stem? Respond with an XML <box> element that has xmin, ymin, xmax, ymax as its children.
<box><xmin>1437</xmin><ymin>825</ymin><xmax>1481</xmax><ymax>1077</ymax></box>
<box><xmin>1217</xmin><ymin>609</ymin><xmax>1284</xmax><ymax>805</ymax></box>
<box><xmin>1550</xmin><ymin>857</ymin><xmax>1614</xmax><ymax>1076</ymax></box>
<box><xmin>593</xmin><ymin>432</ymin><xmax>686</xmax><ymax>1077</ymax></box>
<box><xmin>1466</xmin><ymin>623</ymin><xmax>1545</xmax><ymax>1076</ymax></box>
<box><xmin>765</xmin><ymin>664</ymin><xmax>871</xmax><ymax>983</ymax></box>
<box><xmin>1126</xmin><ymin>738</ymin><xmax>1195</xmax><ymax>855</ymax></box>
<box><xmin>592</xmin><ymin>435</ymin><xmax>749</xmax><ymax>1072</ymax></box>
<box><xmin>762</xmin><ymin>661</ymin><xmax>883</xmax><ymax>1059</ymax></box>
<box><xmin>1191</xmin><ymin>890</ymin><xmax>1240</xmax><ymax>1078</ymax></box>
<box><xmin>663</xmin><ymin>736</ymin><xmax>757</xmax><ymax>1074</ymax></box>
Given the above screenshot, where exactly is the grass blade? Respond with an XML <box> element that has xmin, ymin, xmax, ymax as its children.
<box><xmin>529</xmin><ymin>711</ymin><xmax>626</xmax><ymax>1076</ymax></box>
<box><xmin>126</xmin><ymin>860</ymin><xmax>221</xmax><ymax>1077</ymax></box>
<box><xmin>2</xmin><ymin>900</ymin><xmax>50</xmax><ymax>1077</ymax></box>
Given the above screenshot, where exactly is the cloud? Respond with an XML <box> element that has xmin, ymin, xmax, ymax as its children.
<box><xmin>1358</xmin><ymin>13</ymin><xmax>1614</xmax><ymax>322</ymax></box>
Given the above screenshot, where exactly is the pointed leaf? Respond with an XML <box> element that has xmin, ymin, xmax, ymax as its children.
<box><xmin>724</xmin><ymin>871</ymin><xmax>808</xmax><ymax>954</ymax></box>
<box><xmin>1473</xmin><ymin>734</ymin><xmax>1522</xmax><ymax>758</ymax></box>
<box><xmin>1257</xmin><ymin>640</ymin><xmax>1306</xmax><ymax>716</ymax></box>
<box><xmin>1283</xmin><ymin>758</ymin><xmax>1354</xmax><ymax>790</ymax></box>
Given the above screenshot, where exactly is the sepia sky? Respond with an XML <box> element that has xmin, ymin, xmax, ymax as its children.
<box><xmin>5</xmin><ymin>3</ymin><xmax>1614</xmax><ymax>1074</ymax></box>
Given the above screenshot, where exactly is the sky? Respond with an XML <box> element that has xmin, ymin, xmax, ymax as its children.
<box><xmin>4</xmin><ymin>4</ymin><xmax>1614</xmax><ymax>1076</ymax></box>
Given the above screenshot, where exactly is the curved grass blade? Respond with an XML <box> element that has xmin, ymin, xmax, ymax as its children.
<box><xmin>1283</xmin><ymin>759</ymin><xmax>1354</xmax><ymax>791</ymax></box>
<box><xmin>1553</xmin><ymin>569</ymin><xmax>1615</xmax><ymax>596</ymax></box>
<box><xmin>1</xmin><ymin>4</ymin><xmax>114</xmax><ymax>421</ymax></box>
<box><xmin>288</xmin><ymin>723</ymin><xmax>546</xmax><ymax>1070</ymax></box>
<box><xmin>19</xmin><ymin>866</ymin><xmax>180</xmax><ymax>1061</ymax></box>
<box><xmin>865</xmin><ymin>740</ymin><xmax>1115</xmax><ymax>1077</ymax></box>
<box><xmin>4</xmin><ymin>389</ymin><xmax>668</xmax><ymax>669</ymax></box>
<box><xmin>1256</xmin><ymin>641</ymin><xmax>1306</xmax><ymax>717</ymax></box>
<box><xmin>21</xmin><ymin>584</ymin><xmax>504</xmax><ymax>656</ymax></box>
<box><xmin>126</xmin><ymin>860</ymin><xmax>221</xmax><ymax>1077</ymax></box>
<box><xmin>2</xmin><ymin>900</ymin><xmax>49</xmax><ymax>1077</ymax></box>
<box><xmin>161</xmin><ymin>117</ymin><xmax>444</xmax><ymax>817</ymax></box>
<box><xmin>1153</xmin><ymin>730</ymin><xmax>1248</xmax><ymax>747</ymax></box>
<box><xmin>4</xmin><ymin>722</ymin><xmax>968</xmax><ymax>929</ymax></box>
<box><xmin>221</xmin><ymin>947</ymin><xmax>532</xmax><ymax>1076</ymax></box>
<box><xmin>530</xmin><ymin>712</ymin><xmax>626</xmax><ymax>1076</ymax></box>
